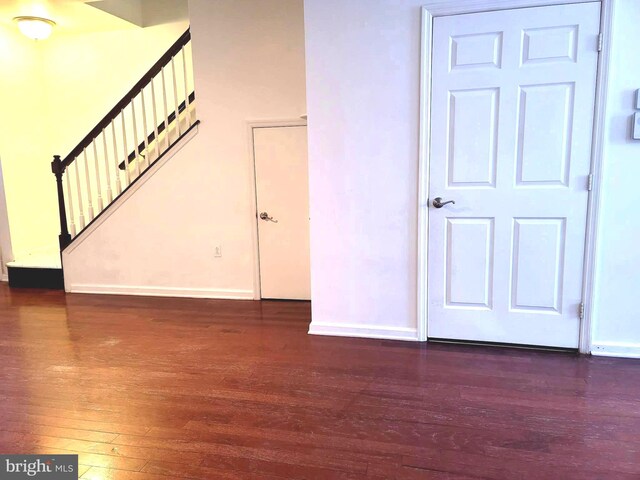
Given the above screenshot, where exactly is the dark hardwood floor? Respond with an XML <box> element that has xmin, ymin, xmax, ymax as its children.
<box><xmin>0</xmin><ymin>283</ymin><xmax>638</xmax><ymax>479</ymax></box>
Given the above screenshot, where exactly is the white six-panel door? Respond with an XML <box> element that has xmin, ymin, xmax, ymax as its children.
<box><xmin>427</xmin><ymin>3</ymin><xmax>600</xmax><ymax>347</ymax></box>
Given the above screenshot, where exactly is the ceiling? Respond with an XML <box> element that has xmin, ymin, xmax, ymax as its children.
<box><xmin>0</xmin><ymin>0</ymin><xmax>187</xmax><ymax>35</ymax></box>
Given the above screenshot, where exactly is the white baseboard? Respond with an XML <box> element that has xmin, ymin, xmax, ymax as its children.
<box><xmin>1</xmin><ymin>274</ymin><xmax>7</xmax><ymax>282</ymax></box>
<box><xmin>308</xmin><ymin>321</ymin><xmax>419</xmax><ymax>341</ymax></box>
<box><xmin>67</xmin><ymin>283</ymin><xmax>254</xmax><ymax>300</ymax></box>
<box><xmin>591</xmin><ymin>342</ymin><xmax>640</xmax><ymax>359</ymax></box>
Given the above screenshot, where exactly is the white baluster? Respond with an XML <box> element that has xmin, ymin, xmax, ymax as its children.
<box><xmin>161</xmin><ymin>66</ymin><xmax>170</xmax><ymax>150</ymax></box>
<box><xmin>150</xmin><ymin>77</ymin><xmax>160</xmax><ymax>161</ymax></box>
<box><xmin>140</xmin><ymin>87</ymin><xmax>151</xmax><ymax>169</ymax></box>
<box><xmin>111</xmin><ymin>121</ymin><xmax>123</xmax><ymax>195</ymax></box>
<box><xmin>92</xmin><ymin>139</ymin><xmax>103</xmax><ymax>211</ymax></box>
<box><xmin>121</xmin><ymin>110</ymin><xmax>131</xmax><ymax>185</ymax></box>
<box><xmin>73</xmin><ymin>160</ymin><xmax>85</xmax><ymax>230</ymax></box>
<box><xmin>102</xmin><ymin>128</ymin><xmax>113</xmax><ymax>203</ymax></box>
<box><xmin>64</xmin><ymin>169</ymin><xmax>76</xmax><ymax>237</ymax></box>
<box><xmin>131</xmin><ymin>100</ymin><xmax>141</xmax><ymax>179</ymax></box>
<box><xmin>181</xmin><ymin>46</ymin><xmax>192</xmax><ymax>128</ymax></box>
<box><xmin>171</xmin><ymin>56</ymin><xmax>181</xmax><ymax>137</ymax></box>
<box><xmin>83</xmin><ymin>149</ymin><xmax>94</xmax><ymax>221</ymax></box>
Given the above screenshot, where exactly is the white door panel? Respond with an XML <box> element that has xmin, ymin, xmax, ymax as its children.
<box><xmin>427</xmin><ymin>3</ymin><xmax>600</xmax><ymax>347</ymax></box>
<box><xmin>254</xmin><ymin>126</ymin><xmax>311</xmax><ymax>300</ymax></box>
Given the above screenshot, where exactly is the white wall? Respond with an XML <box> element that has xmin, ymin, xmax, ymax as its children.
<box><xmin>63</xmin><ymin>0</ymin><xmax>307</xmax><ymax>298</ymax></box>
<box><xmin>305</xmin><ymin>0</ymin><xmax>424</xmax><ymax>340</ymax></box>
<box><xmin>304</xmin><ymin>0</ymin><xmax>640</xmax><ymax>353</ymax></box>
<box><xmin>591</xmin><ymin>0</ymin><xmax>640</xmax><ymax>358</ymax></box>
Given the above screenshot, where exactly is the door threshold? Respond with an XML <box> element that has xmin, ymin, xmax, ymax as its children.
<box><xmin>428</xmin><ymin>338</ymin><xmax>578</xmax><ymax>354</ymax></box>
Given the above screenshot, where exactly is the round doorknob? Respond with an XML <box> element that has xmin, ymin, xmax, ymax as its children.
<box><xmin>432</xmin><ymin>197</ymin><xmax>455</xmax><ymax>208</ymax></box>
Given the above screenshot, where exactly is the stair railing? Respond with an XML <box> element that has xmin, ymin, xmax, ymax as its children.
<box><xmin>52</xmin><ymin>28</ymin><xmax>196</xmax><ymax>251</ymax></box>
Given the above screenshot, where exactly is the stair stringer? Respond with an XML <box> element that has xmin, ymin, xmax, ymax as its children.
<box><xmin>61</xmin><ymin>123</ymin><xmax>253</xmax><ymax>300</ymax></box>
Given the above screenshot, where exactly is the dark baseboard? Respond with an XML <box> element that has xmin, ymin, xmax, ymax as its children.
<box><xmin>8</xmin><ymin>266</ymin><xmax>64</xmax><ymax>290</ymax></box>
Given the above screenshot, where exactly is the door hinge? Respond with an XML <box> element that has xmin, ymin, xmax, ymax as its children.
<box><xmin>597</xmin><ymin>33</ymin><xmax>603</xmax><ymax>52</ymax></box>
<box><xmin>587</xmin><ymin>173</ymin><xmax>593</xmax><ymax>191</ymax></box>
<box><xmin>579</xmin><ymin>302</ymin><xmax>585</xmax><ymax>320</ymax></box>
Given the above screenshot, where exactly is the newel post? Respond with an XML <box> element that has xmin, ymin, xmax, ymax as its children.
<box><xmin>51</xmin><ymin>155</ymin><xmax>71</xmax><ymax>250</ymax></box>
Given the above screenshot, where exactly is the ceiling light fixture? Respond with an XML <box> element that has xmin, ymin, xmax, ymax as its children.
<box><xmin>13</xmin><ymin>16</ymin><xmax>56</xmax><ymax>40</ymax></box>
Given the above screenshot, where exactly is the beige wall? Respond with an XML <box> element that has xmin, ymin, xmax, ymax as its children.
<box><xmin>0</xmin><ymin>24</ymin><xmax>53</xmax><ymax>259</ymax></box>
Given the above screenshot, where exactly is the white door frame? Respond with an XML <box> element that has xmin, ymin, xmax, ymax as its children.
<box><xmin>246</xmin><ymin>118</ymin><xmax>308</xmax><ymax>300</ymax></box>
<box><xmin>417</xmin><ymin>0</ymin><xmax>615</xmax><ymax>353</ymax></box>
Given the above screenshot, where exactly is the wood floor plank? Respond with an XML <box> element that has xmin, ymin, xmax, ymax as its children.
<box><xmin>78</xmin><ymin>465</ymin><xmax>92</xmax><ymax>477</ymax></box>
<box><xmin>81</xmin><ymin>466</ymin><xmax>185</xmax><ymax>480</ymax></box>
<box><xmin>21</xmin><ymin>413</ymin><xmax>151</xmax><ymax>436</ymax></box>
<box><xmin>0</xmin><ymin>284</ymin><xmax>639</xmax><ymax>479</ymax></box>
<box><xmin>145</xmin><ymin>457</ymin><xmax>376</xmax><ymax>480</ymax></box>
<box><xmin>0</xmin><ymin>421</ymin><xmax>119</xmax><ymax>443</ymax></box>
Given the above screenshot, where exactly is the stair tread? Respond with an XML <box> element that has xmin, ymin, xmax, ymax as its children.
<box><xmin>8</xmin><ymin>252</ymin><xmax>62</xmax><ymax>269</ymax></box>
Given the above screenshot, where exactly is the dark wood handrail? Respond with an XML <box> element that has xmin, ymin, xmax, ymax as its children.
<box><xmin>119</xmin><ymin>91</ymin><xmax>196</xmax><ymax>170</ymax></box>
<box><xmin>61</xmin><ymin>28</ymin><xmax>191</xmax><ymax>169</ymax></box>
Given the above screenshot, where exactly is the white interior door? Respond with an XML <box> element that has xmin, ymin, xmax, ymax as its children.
<box><xmin>427</xmin><ymin>3</ymin><xmax>600</xmax><ymax>348</ymax></box>
<box><xmin>254</xmin><ymin>125</ymin><xmax>311</xmax><ymax>300</ymax></box>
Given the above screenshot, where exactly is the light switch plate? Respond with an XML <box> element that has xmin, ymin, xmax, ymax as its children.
<box><xmin>633</xmin><ymin>112</ymin><xmax>640</xmax><ymax>140</ymax></box>
<box><xmin>636</xmin><ymin>89</ymin><xmax>640</xmax><ymax>110</ymax></box>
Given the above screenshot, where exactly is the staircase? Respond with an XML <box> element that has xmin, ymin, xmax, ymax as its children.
<box><xmin>9</xmin><ymin>29</ymin><xmax>197</xmax><ymax>289</ymax></box>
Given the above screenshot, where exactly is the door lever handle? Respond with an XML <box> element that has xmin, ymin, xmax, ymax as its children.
<box><xmin>259</xmin><ymin>212</ymin><xmax>278</xmax><ymax>223</ymax></box>
<box><xmin>432</xmin><ymin>197</ymin><xmax>455</xmax><ymax>209</ymax></box>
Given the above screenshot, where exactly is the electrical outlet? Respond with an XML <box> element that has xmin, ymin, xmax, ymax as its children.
<box><xmin>214</xmin><ymin>245</ymin><xmax>222</xmax><ymax>257</ymax></box>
